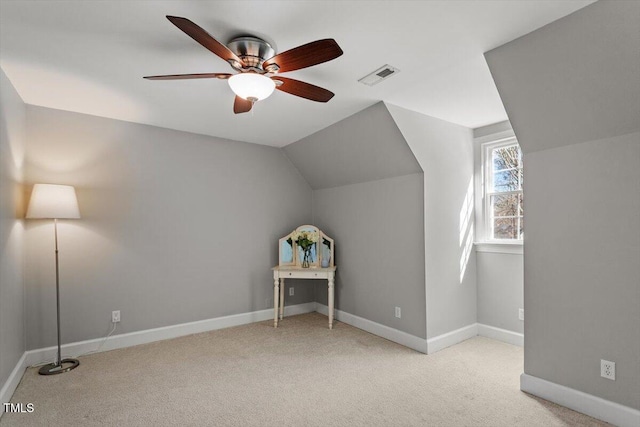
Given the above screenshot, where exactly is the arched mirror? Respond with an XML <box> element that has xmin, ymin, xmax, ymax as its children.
<box><xmin>278</xmin><ymin>225</ymin><xmax>335</xmax><ymax>268</ymax></box>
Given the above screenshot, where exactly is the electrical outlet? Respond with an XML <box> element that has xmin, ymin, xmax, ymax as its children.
<box><xmin>289</xmin><ymin>287</ymin><xmax>294</xmax><ymax>296</ymax></box>
<box><xmin>601</xmin><ymin>360</ymin><xmax>615</xmax><ymax>380</ymax></box>
<box><xmin>111</xmin><ymin>310</ymin><xmax>120</xmax><ymax>323</ymax></box>
<box><xmin>518</xmin><ymin>308</ymin><xmax>524</xmax><ymax>321</ymax></box>
<box><xmin>395</xmin><ymin>307</ymin><xmax>401</xmax><ymax>318</ymax></box>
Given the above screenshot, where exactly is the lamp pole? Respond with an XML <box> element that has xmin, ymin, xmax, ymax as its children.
<box><xmin>26</xmin><ymin>184</ymin><xmax>81</xmax><ymax>375</ymax></box>
<box><xmin>54</xmin><ymin>218</ymin><xmax>62</xmax><ymax>368</ymax></box>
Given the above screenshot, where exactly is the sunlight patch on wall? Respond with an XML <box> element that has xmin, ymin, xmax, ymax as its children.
<box><xmin>459</xmin><ymin>176</ymin><xmax>474</xmax><ymax>246</ymax></box>
<box><xmin>459</xmin><ymin>177</ymin><xmax>474</xmax><ymax>283</ymax></box>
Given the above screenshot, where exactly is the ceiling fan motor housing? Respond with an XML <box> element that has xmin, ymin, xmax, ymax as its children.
<box><xmin>226</xmin><ymin>37</ymin><xmax>277</xmax><ymax>72</ymax></box>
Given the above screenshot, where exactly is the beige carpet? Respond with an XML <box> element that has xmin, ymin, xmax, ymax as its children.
<box><xmin>2</xmin><ymin>313</ymin><xmax>607</xmax><ymax>426</ymax></box>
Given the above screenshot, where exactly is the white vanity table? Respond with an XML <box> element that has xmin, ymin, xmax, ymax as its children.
<box><xmin>272</xmin><ymin>265</ymin><xmax>337</xmax><ymax>329</ymax></box>
<box><xmin>273</xmin><ymin>225</ymin><xmax>336</xmax><ymax>329</ymax></box>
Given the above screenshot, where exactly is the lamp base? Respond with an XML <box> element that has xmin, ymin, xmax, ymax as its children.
<box><xmin>38</xmin><ymin>358</ymin><xmax>80</xmax><ymax>375</ymax></box>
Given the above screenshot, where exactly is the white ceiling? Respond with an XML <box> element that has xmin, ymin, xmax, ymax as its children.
<box><xmin>0</xmin><ymin>0</ymin><xmax>593</xmax><ymax>147</ymax></box>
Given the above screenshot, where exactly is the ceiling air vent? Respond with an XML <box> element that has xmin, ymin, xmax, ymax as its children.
<box><xmin>358</xmin><ymin>64</ymin><xmax>400</xmax><ymax>86</ymax></box>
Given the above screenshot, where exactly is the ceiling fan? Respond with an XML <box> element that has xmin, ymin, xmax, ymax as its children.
<box><xmin>144</xmin><ymin>16</ymin><xmax>344</xmax><ymax>114</ymax></box>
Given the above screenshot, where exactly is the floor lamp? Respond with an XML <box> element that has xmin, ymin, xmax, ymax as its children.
<box><xmin>26</xmin><ymin>184</ymin><xmax>81</xmax><ymax>375</ymax></box>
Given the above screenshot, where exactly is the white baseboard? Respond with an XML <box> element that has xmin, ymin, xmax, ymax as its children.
<box><xmin>280</xmin><ymin>302</ymin><xmax>318</xmax><ymax>317</ymax></box>
<box><xmin>10</xmin><ymin>306</ymin><xmax>633</xmax><ymax>427</ymax></box>
<box><xmin>521</xmin><ymin>373</ymin><xmax>640</xmax><ymax>427</ymax></box>
<box><xmin>311</xmin><ymin>307</ymin><xmax>521</xmax><ymax>355</ymax></box>
<box><xmin>315</xmin><ymin>303</ymin><xmax>428</xmax><ymax>353</ymax></box>
<box><xmin>477</xmin><ymin>323</ymin><xmax>524</xmax><ymax>347</ymax></box>
<box><xmin>18</xmin><ymin>302</ymin><xmax>316</xmax><ymax>375</ymax></box>
<box><xmin>3</xmin><ymin>302</ymin><xmax>526</xmax><ymax>418</ymax></box>
<box><xmin>2</xmin><ymin>302</ymin><xmax>317</xmax><ymax>409</ymax></box>
<box><xmin>0</xmin><ymin>352</ymin><xmax>28</xmax><ymax>418</ymax></box>
<box><xmin>427</xmin><ymin>323</ymin><xmax>478</xmax><ymax>354</ymax></box>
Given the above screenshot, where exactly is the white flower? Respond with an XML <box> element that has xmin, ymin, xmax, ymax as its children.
<box><xmin>291</xmin><ymin>229</ymin><xmax>320</xmax><ymax>245</ymax></box>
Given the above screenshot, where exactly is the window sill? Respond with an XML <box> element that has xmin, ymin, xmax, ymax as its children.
<box><xmin>474</xmin><ymin>241</ymin><xmax>523</xmax><ymax>255</ymax></box>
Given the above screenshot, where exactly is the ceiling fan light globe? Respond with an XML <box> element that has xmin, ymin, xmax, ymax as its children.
<box><xmin>228</xmin><ymin>73</ymin><xmax>275</xmax><ymax>101</ymax></box>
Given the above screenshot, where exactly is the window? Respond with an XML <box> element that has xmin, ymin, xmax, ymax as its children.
<box><xmin>483</xmin><ymin>138</ymin><xmax>523</xmax><ymax>241</ymax></box>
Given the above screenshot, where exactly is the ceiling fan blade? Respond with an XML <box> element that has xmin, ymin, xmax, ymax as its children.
<box><xmin>263</xmin><ymin>39</ymin><xmax>343</xmax><ymax>73</ymax></box>
<box><xmin>272</xmin><ymin>77</ymin><xmax>335</xmax><ymax>102</ymax></box>
<box><xmin>144</xmin><ymin>73</ymin><xmax>233</xmax><ymax>80</ymax></box>
<box><xmin>166</xmin><ymin>16</ymin><xmax>244</xmax><ymax>66</ymax></box>
<box><xmin>234</xmin><ymin>96</ymin><xmax>253</xmax><ymax>114</ymax></box>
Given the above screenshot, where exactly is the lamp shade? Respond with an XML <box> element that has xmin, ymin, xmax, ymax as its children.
<box><xmin>228</xmin><ymin>73</ymin><xmax>276</xmax><ymax>101</ymax></box>
<box><xmin>26</xmin><ymin>184</ymin><xmax>80</xmax><ymax>219</ymax></box>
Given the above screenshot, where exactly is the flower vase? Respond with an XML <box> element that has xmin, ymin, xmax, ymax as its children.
<box><xmin>321</xmin><ymin>256</ymin><xmax>330</xmax><ymax>268</ymax></box>
<box><xmin>302</xmin><ymin>248</ymin><xmax>311</xmax><ymax>268</ymax></box>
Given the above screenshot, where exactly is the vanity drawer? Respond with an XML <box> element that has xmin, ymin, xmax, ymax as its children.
<box><xmin>281</xmin><ymin>270</ymin><xmax>328</xmax><ymax>279</ymax></box>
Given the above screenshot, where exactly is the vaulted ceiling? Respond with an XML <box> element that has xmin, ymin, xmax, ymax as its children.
<box><xmin>0</xmin><ymin>0</ymin><xmax>593</xmax><ymax>147</ymax></box>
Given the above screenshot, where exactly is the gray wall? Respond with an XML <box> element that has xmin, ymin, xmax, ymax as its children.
<box><xmin>473</xmin><ymin>121</ymin><xmax>523</xmax><ymax>335</ymax></box>
<box><xmin>476</xmin><ymin>252</ymin><xmax>523</xmax><ymax>334</ymax></box>
<box><xmin>386</xmin><ymin>104</ymin><xmax>476</xmax><ymax>339</ymax></box>
<box><xmin>24</xmin><ymin>106</ymin><xmax>313</xmax><ymax>349</ymax></box>
<box><xmin>0</xmin><ymin>69</ymin><xmax>26</xmax><ymax>388</ymax></box>
<box><xmin>313</xmin><ymin>174</ymin><xmax>426</xmax><ymax>338</ymax></box>
<box><xmin>486</xmin><ymin>0</ymin><xmax>640</xmax><ymax>409</ymax></box>
<box><xmin>486</xmin><ymin>0</ymin><xmax>639</xmax><ymax>154</ymax></box>
<box><xmin>283</xmin><ymin>102</ymin><xmax>422</xmax><ymax>189</ymax></box>
<box><xmin>285</xmin><ymin>102</ymin><xmax>426</xmax><ymax>339</ymax></box>
<box><xmin>525</xmin><ymin>132</ymin><xmax>639</xmax><ymax>409</ymax></box>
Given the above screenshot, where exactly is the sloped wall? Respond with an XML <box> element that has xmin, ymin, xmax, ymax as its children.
<box><xmin>486</xmin><ymin>1</ymin><xmax>639</xmax><ymax>154</ymax></box>
<box><xmin>486</xmin><ymin>0</ymin><xmax>640</xmax><ymax>410</ymax></box>
<box><xmin>283</xmin><ymin>102</ymin><xmax>422</xmax><ymax>189</ymax></box>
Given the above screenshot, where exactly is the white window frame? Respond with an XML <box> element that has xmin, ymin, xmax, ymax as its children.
<box><xmin>481</xmin><ymin>137</ymin><xmax>523</xmax><ymax>243</ymax></box>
